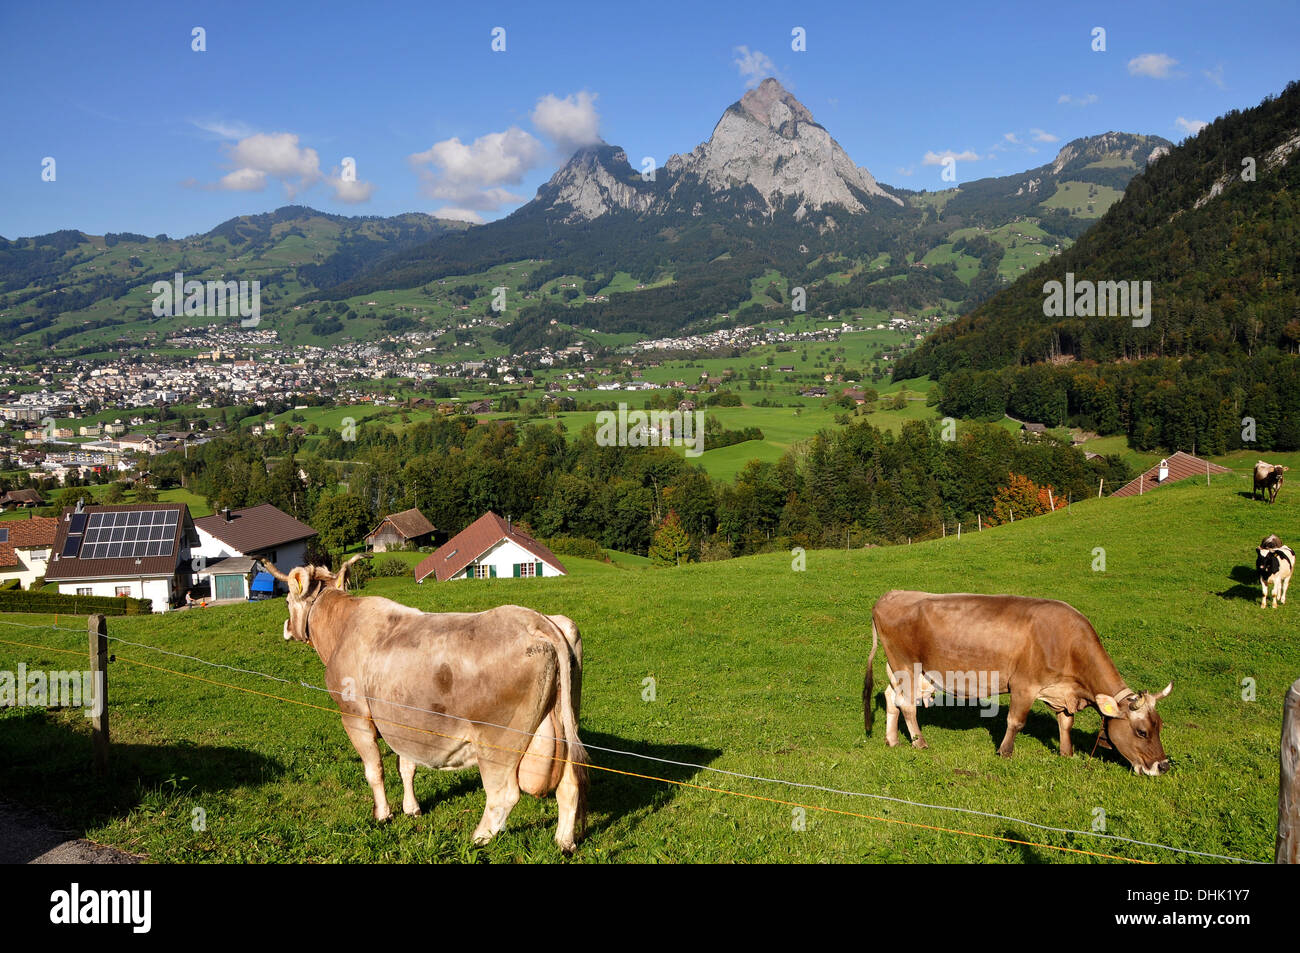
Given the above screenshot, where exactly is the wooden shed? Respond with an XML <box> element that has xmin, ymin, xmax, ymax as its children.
<box><xmin>365</xmin><ymin>508</ymin><xmax>436</xmax><ymax>552</ymax></box>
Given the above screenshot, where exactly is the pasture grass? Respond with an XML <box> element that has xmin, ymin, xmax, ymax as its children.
<box><xmin>0</xmin><ymin>473</ymin><xmax>1290</xmax><ymax>863</ymax></box>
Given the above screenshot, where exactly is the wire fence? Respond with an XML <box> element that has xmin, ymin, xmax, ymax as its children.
<box><xmin>0</xmin><ymin>615</ymin><xmax>1265</xmax><ymax>864</ymax></box>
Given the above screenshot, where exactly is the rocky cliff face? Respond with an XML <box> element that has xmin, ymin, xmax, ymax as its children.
<box><xmin>530</xmin><ymin>78</ymin><xmax>900</xmax><ymax>222</ymax></box>
<box><xmin>535</xmin><ymin>144</ymin><xmax>658</xmax><ymax>222</ymax></box>
<box><xmin>665</xmin><ymin>78</ymin><xmax>901</xmax><ymax>217</ymax></box>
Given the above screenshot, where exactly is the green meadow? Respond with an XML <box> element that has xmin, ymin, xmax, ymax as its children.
<box><xmin>0</xmin><ymin>472</ymin><xmax>1289</xmax><ymax>863</ymax></box>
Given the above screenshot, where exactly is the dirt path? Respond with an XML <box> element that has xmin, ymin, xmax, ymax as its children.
<box><xmin>0</xmin><ymin>800</ymin><xmax>140</xmax><ymax>864</ymax></box>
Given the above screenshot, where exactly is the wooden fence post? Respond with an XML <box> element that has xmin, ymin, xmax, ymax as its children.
<box><xmin>1279</xmin><ymin>677</ymin><xmax>1300</xmax><ymax>863</ymax></box>
<box><xmin>88</xmin><ymin>614</ymin><xmax>109</xmax><ymax>776</ymax></box>
<box><xmin>1098</xmin><ymin>478</ymin><xmax>1104</xmax><ymax>498</ymax></box>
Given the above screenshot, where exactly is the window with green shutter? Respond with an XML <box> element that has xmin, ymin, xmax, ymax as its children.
<box><xmin>535</xmin><ymin>561</ymin><xmax>543</xmax><ymax>576</ymax></box>
<box><xmin>513</xmin><ymin>563</ymin><xmax>521</xmax><ymax>577</ymax></box>
<box><xmin>489</xmin><ymin>564</ymin><xmax>497</xmax><ymax>578</ymax></box>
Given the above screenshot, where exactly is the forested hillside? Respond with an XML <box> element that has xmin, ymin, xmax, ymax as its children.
<box><xmin>897</xmin><ymin>81</ymin><xmax>1300</xmax><ymax>452</ymax></box>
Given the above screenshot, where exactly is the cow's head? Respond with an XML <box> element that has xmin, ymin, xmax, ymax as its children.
<box><xmin>1095</xmin><ymin>684</ymin><xmax>1173</xmax><ymax>776</ymax></box>
<box><xmin>263</xmin><ymin>555</ymin><xmax>364</xmax><ymax>643</ymax></box>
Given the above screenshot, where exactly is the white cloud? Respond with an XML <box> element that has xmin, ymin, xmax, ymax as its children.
<box><xmin>922</xmin><ymin>149</ymin><xmax>980</xmax><ymax>166</ymax></box>
<box><xmin>409</xmin><ymin>127</ymin><xmax>545</xmax><ymax>213</ymax></box>
<box><xmin>227</xmin><ymin>133</ymin><xmax>321</xmax><ymax>181</ymax></box>
<box><xmin>190</xmin><ymin>118</ymin><xmax>256</xmax><ymax>140</ymax></box>
<box><xmin>531</xmin><ymin>91</ymin><xmax>602</xmax><ymax>155</ymax></box>
<box><xmin>1058</xmin><ymin>93</ymin><xmax>1099</xmax><ymax>107</ymax></box>
<box><xmin>895</xmin><ymin>166</ymin><xmax>915</xmax><ymax>177</ymax></box>
<box><xmin>328</xmin><ymin>173</ymin><xmax>376</xmax><ymax>204</ymax></box>
<box><xmin>733</xmin><ymin>46</ymin><xmax>777</xmax><ymax>88</ymax></box>
<box><xmin>433</xmin><ymin>208</ymin><xmax>485</xmax><ymax>224</ymax></box>
<box><xmin>216</xmin><ymin>168</ymin><xmax>267</xmax><ymax>191</ymax></box>
<box><xmin>200</xmin><ymin>131</ymin><xmax>374</xmax><ymax>203</ymax></box>
<box><xmin>1003</xmin><ymin>132</ymin><xmax>1021</xmax><ymax>145</ymax></box>
<box><xmin>1030</xmin><ymin>128</ymin><xmax>1059</xmax><ymax>143</ymax></box>
<box><xmin>1175</xmin><ymin>116</ymin><xmax>1209</xmax><ymax>136</ymax></box>
<box><xmin>1204</xmin><ymin>64</ymin><xmax>1225</xmax><ymax>89</ymax></box>
<box><xmin>1128</xmin><ymin>53</ymin><xmax>1178</xmax><ymax>79</ymax></box>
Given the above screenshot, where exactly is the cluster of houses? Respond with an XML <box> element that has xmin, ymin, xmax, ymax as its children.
<box><xmin>0</xmin><ymin>498</ymin><xmax>567</xmax><ymax>612</ymax></box>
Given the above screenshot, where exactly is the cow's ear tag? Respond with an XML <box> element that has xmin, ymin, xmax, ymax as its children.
<box><xmin>1095</xmin><ymin>694</ymin><xmax>1121</xmax><ymax>717</ymax></box>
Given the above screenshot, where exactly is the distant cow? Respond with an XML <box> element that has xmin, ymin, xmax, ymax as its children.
<box><xmin>864</xmin><ymin>591</ymin><xmax>1173</xmax><ymax>775</ymax></box>
<box><xmin>1256</xmin><ymin>536</ymin><xmax>1294</xmax><ymax>608</ymax></box>
<box><xmin>1253</xmin><ymin>461</ymin><xmax>1289</xmax><ymax>503</ymax></box>
<box><xmin>265</xmin><ymin>556</ymin><xmax>588</xmax><ymax>853</ymax></box>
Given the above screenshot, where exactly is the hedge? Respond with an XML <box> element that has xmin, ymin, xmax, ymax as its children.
<box><xmin>0</xmin><ymin>590</ymin><xmax>153</xmax><ymax>616</ymax></box>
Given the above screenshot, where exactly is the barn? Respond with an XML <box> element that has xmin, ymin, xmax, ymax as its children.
<box><xmin>414</xmin><ymin>511</ymin><xmax>566</xmax><ymax>582</ymax></box>
<box><xmin>1110</xmin><ymin>451</ymin><xmax>1231</xmax><ymax>498</ymax></box>
<box><xmin>365</xmin><ymin>507</ymin><xmax>435</xmax><ymax>552</ymax></box>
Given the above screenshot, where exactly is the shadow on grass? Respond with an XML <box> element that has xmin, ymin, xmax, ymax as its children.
<box><xmin>0</xmin><ymin>709</ymin><xmax>284</xmax><ymax>861</ymax></box>
<box><xmin>868</xmin><ymin>692</ymin><xmax>1137</xmax><ymax>772</ymax></box>
<box><xmin>580</xmin><ymin>730</ymin><xmax>723</xmax><ymax>838</ymax></box>
<box><xmin>1217</xmin><ymin>563</ymin><xmax>1262</xmax><ymax>603</ymax></box>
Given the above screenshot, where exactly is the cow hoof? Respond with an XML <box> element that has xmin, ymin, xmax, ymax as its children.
<box><xmin>997</xmin><ymin>748</ymin><xmax>1014</xmax><ymax>758</ymax></box>
<box><xmin>472</xmin><ymin>833</ymin><xmax>492</xmax><ymax>847</ymax></box>
<box><xmin>911</xmin><ymin>738</ymin><xmax>929</xmax><ymax>750</ymax></box>
<box><xmin>374</xmin><ymin>810</ymin><xmax>393</xmax><ymax>823</ymax></box>
<box><xmin>886</xmin><ymin>737</ymin><xmax>901</xmax><ymax>748</ymax></box>
<box><xmin>557</xmin><ymin>839</ymin><xmax>577</xmax><ymax>856</ymax></box>
<box><xmin>404</xmin><ymin>806</ymin><xmax>422</xmax><ymax>817</ymax></box>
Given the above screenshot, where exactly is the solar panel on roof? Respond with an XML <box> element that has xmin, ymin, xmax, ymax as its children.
<box><xmin>67</xmin><ymin>508</ymin><xmax>179</xmax><ymax>561</ymax></box>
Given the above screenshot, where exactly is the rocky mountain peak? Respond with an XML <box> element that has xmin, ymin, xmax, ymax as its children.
<box><xmin>737</xmin><ymin>77</ymin><xmax>816</xmax><ymax>132</ymax></box>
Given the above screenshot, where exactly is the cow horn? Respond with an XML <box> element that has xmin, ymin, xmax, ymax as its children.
<box><xmin>261</xmin><ymin>559</ymin><xmax>290</xmax><ymax>583</ymax></box>
<box><xmin>335</xmin><ymin>553</ymin><xmax>367</xmax><ymax>590</ymax></box>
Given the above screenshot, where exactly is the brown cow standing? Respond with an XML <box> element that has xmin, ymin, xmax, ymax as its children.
<box><xmin>864</xmin><ymin>591</ymin><xmax>1173</xmax><ymax>775</ymax></box>
<box><xmin>1253</xmin><ymin>461</ymin><xmax>1289</xmax><ymax>503</ymax></box>
<box><xmin>265</xmin><ymin>556</ymin><xmax>589</xmax><ymax>853</ymax></box>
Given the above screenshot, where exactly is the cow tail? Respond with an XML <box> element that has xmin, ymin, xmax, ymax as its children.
<box><xmin>864</xmin><ymin>618</ymin><xmax>879</xmax><ymax>735</ymax></box>
<box><xmin>536</xmin><ymin>618</ymin><xmax>589</xmax><ymax>840</ymax></box>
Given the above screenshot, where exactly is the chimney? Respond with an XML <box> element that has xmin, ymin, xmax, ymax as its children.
<box><xmin>223</xmin><ymin>507</ymin><xmax>232</xmax><ymax>522</ymax></box>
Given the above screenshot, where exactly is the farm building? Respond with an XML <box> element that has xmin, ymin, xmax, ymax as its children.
<box><xmin>46</xmin><ymin>502</ymin><xmax>198</xmax><ymax>611</ymax></box>
<box><xmin>0</xmin><ymin>515</ymin><xmax>59</xmax><ymax>589</ymax></box>
<box><xmin>1110</xmin><ymin>451</ymin><xmax>1231</xmax><ymax>498</ymax></box>
<box><xmin>193</xmin><ymin>503</ymin><xmax>319</xmax><ymax>599</ymax></box>
<box><xmin>414</xmin><ymin>511</ymin><xmax>566</xmax><ymax>582</ymax></box>
<box><xmin>365</xmin><ymin>507</ymin><xmax>435</xmax><ymax>552</ymax></box>
<box><xmin>0</xmin><ymin>488</ymin><xmax>44</xmax><ymax>511</ymax></box>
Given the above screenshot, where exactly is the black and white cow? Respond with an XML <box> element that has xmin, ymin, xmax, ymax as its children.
<box><xmin>1257</xmin><ymin>535</ymin><xmax>1294</xmax><ymax>608</ymax></box>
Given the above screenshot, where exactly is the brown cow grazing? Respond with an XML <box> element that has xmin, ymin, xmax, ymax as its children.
<box><xmin>1256</xmin><ymin>536</ymin><xmax>1294</xmax><ymax>608</ymax></box>
<box><xmin>1253</xmin><ymin>461</ymin><xmax>1289</xmax><ymax>503</ymax></box>
<box><xmin>264</xmin><ymin>556</ymin><xmax>589</xmax><ymax>853</ymax></box>
<box><xmin>864</xmin><ymin>591</ymin><xmax>1173</xmax><ymax>775</ymax></box>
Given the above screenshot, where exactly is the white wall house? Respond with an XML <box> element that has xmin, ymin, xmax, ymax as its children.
<box><xmin>415</xmin><ymin>511</ymin><xmax>566</xmax><ymax>583</ymax></box>
<box><xmin>191</xmin><ymin>503</ymin><xmax>317</xmax><ymax>596</ymax></box>
<box><xmin>46</xmin><ymin>503</ymin><xmax>196</xmax><ymax>613</ymax></box>
<box><xmin>0</xmin><ymin>517</ymin><xmax>58</xmax><ymax>590</ymax></box>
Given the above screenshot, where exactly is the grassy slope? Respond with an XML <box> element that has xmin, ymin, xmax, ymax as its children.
<box><xmin>0</xmin><ymin>471</ymin><xmax>1289</xmax><ymax>864</ymax></box>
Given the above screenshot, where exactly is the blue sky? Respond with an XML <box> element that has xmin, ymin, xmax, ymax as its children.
<box><xmin>2</xmin><ymin>0</ymin><xmax>1296</xmax><ymax>238</ymax></box>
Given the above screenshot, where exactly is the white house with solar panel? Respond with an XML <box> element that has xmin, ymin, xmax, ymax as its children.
<box><xmin>46</xmin><ymin>502</ymin><xmax>198</xmax><ymax>612</ymax></box>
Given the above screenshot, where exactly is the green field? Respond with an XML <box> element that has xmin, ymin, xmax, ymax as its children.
<box><xmin>0</xmin><ymin>473</ymin><xmax>1287</xmax><ymax>863</ymax></box>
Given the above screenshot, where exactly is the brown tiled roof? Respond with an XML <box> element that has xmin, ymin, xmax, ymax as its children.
<box><xmin>1111</xmin><ymin>451</ymin><xmax>1231</xmax><ymax>499</ymax></box>
<box><xmin>46</xmin><ymin>504</ymin><xmax>192</xmax><ymax>581</ymax></box>
<box><xmin>367</xmin><ymin>507</ymin><xmax>434</xmax><ymax>542</ymax></box>
<box><xmin>1</xmin><ymin>489</ymin><xmax>44</xmax><ymax>506</ymax></box>
<box><xmin>194</xmin><ymin>503</ymin><xmax>317</xmax><ymax>556</ymax></box>
<box><xmin>415</xmin><ymin>511</ymin><xmax>565</xmax><ymax>582</ymax></box>
<box><xmin>0</xmin><ymin>516</ymin><xmax>58</xmax><ymax>570</ymax></box>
